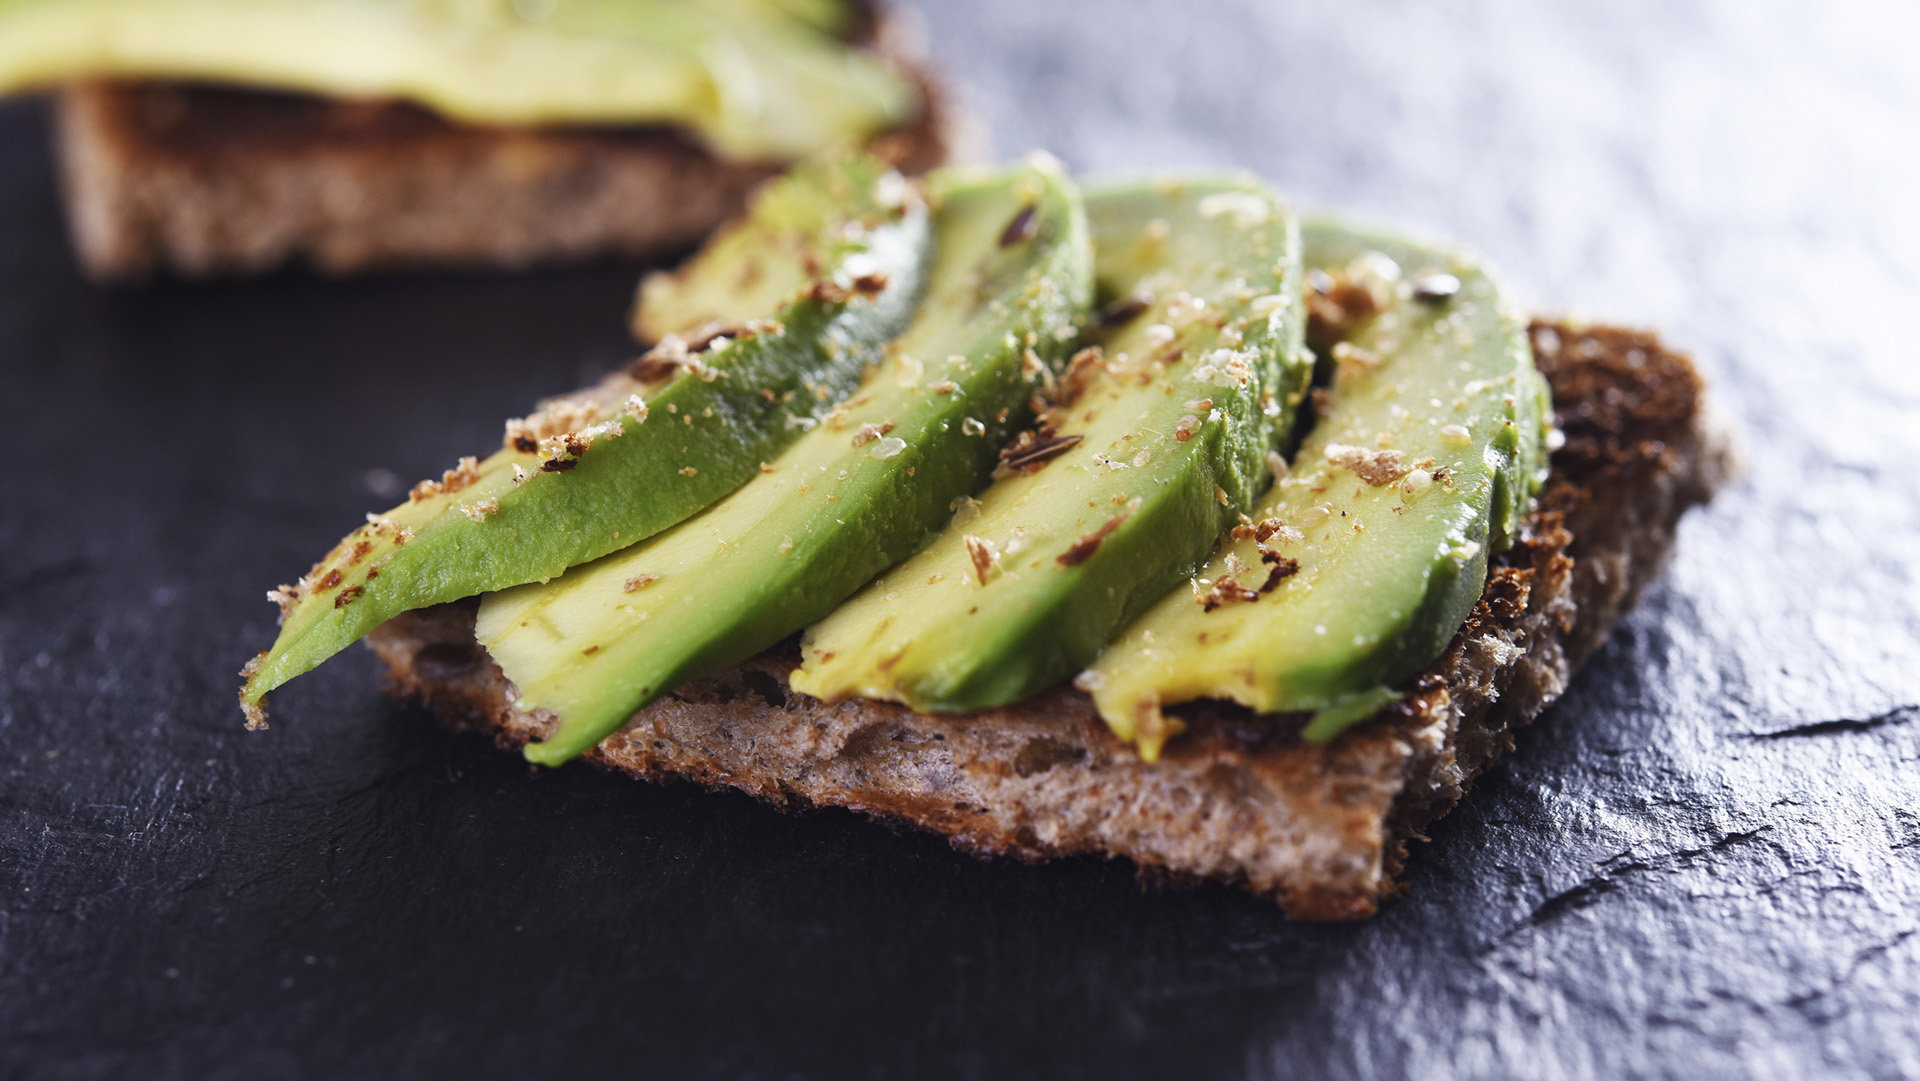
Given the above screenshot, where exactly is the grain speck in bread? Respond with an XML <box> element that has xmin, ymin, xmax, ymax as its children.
<box><xmin>366</xmin><ymin>321</ymin><xmax>1733</xmax><ymax>918</ymax></box>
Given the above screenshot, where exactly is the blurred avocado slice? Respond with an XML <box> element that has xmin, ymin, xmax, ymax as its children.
<box><xmin>0</xmin><ymin>0</ymin><xmax>915</xmax><ymax>160</ymax></box>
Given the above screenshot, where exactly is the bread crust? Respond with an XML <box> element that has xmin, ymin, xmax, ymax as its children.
<box><xmin>51</xmin><ymin>10</ymin><xmax>964</xmax><ymax>279</ymax></box>
<box><xmin>363</xmin><ymin>320</ymin><xmax>1732</xmax><ymax>918</ymax></box>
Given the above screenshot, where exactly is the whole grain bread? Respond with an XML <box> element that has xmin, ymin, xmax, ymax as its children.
<box><xmin>52</xmin><ymin>10</ymin><xmax>967</xmax><ymax>280</ymax></box>
<box><xmin>365</xmin><ymin>320</ymin><xmax>1732</xmax><ymax>918</ymax></box>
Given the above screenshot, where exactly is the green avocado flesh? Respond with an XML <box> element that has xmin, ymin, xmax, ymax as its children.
<box><xmin>241</xmin><ymin>153</ymin><xmax>930</xmax><ymax>723</ymax></box>
<box><xmin>791</xmin><ymin>178</ymin><xmax>1312</xmax><ymax>712</ymax></box>
<box><xmin>0</xmin><ymin>0</ymin><xmax>914</xmax><ymax>160</ymax></box>
<box><xmin>477</xmin><ymin>162</ymin><xmax>1093</xmax><ymax>765</ymax></box>
<box><xmin>1086</xmin><ymin>217</ymin><xmax>1550</xmax><ymax>756</ymax></box>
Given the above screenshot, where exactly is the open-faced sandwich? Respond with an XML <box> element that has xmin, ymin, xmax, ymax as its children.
<box><xmin>241</xmin><ymin>152</ymin><xmax>1731</xmax><ymax>917</ymax></box>
<box><xmin>0</xmin><ymin>0</ymin><xmax>958</xmax><ymax>278</ymax></box>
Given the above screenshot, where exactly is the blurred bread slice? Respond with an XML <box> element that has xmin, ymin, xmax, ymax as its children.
<box><xmin>52</xmin><ymin>10</ymin><xmax>968</xmax><ymax>280</ymax></box>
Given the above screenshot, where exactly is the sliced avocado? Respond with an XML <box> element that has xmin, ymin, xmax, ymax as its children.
<box><xmin>705</xmin><ymin>0</ymin><xmax>859</xmax><ymax>37</ymax></box>
<box><xmin>629</xmin><ymin>159</ymin><xmax>902</xmax><ymax>343</ymax></box>
<box><xmin>791</xmin><ymin>178</ymin><xmax>1311</xmax><ymax>712</ymax></box>
<box><xmin>241</xmin><ymin>153</ymin><xmax>930</xmax><ymax>725</ymax></box>
<box><xmin>0</xmin><ymin>0</ymin><xmax>913</xmax><ymax>160</ymax></box>
<box><xmin>1086</xmin><ymin>217</ymin><xmax>1551</xmax><ymax>758</ymax></box>
<box><xmin>476</xmin><ymin>161</ymin><xmax>1092</xmax><ymax>765</ymax></box>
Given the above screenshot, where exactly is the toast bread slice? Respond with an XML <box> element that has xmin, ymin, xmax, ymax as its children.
<box><xmin>50</xmin><ymin>9</ymin><xmax>966</xmax><ymax>279</ymax></box>
<box><xmin>364</xmin><ymin>320</ymin><xmax>1732</xmax><ymax>918</ymax></box>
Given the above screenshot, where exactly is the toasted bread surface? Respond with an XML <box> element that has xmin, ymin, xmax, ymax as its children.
<box><xmin>365</xmin><ymin>321</ymin><xmax>1732</xmax><ymax>918</ymax></box>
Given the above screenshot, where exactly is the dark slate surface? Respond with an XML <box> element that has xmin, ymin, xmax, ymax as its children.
<box><xmin>3</xmin><ymin>1</ymin><xmax>1917</xmax><ymax>1077</ymax></box>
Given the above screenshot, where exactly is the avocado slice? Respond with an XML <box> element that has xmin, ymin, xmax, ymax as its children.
<box><xmin>790</xmin><ymin>178</ymin><xmax>1311</xmax><ymax>712</ymax></box>
<box><xmin>476</xmin><ymin>161</ymin><xmax>1092</xmax><ymax>765</ymax></box>
<box><xmin>0</xmin><ymin>0</ymin><xmax>914</xmax><ymax>160</ymax></box>
<box><xmin>1085</xmin><ymin>217</ymin><xmax>1552</xmax><ymax>758</ymax></box>
<box><xmin>241</xmin><ymin>152</ymin><xmax>930</xmax><ymax>725</ymax></box>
